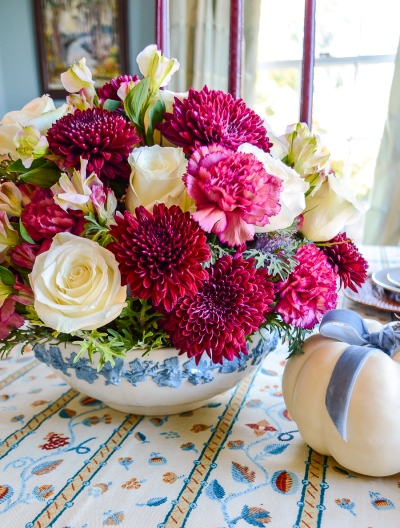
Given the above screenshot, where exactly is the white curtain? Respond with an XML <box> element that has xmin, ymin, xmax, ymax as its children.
<box><xmin>363</xmin><ymin>38</ymin><xmax>400</xmax><ymax>245</ymax></box>
<box><xmin>169</xmin><ymin>0</ymin><xmax>261</xmax><ymax>106</ymax></box>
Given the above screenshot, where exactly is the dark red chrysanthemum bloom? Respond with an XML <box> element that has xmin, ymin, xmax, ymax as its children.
<box><xmin>47</xmin><ymin>108</ymin><xmax>140</xmax><ymax>180</ymax></box>
<box><xmin>97</xmin><ymin>74</ymin><xmax>139</xmax><ymax>113</ymax></box>
<box><xmin>20</xmin><ymin>187</ymin><xmax>84</xmax><ymax>242</ymax></box>
<box><xmin>156</xmin><ymin>86</ymin><xmax>273</xmax><ymax>155</ymax></box>
<box><xmin>163</xmin><ymin>255</ymin><xmax>275</xmax><ymax>364</ymax></box>
<box><xmin>275</xmin><ymin>244</ymin><xmax>338</xmax><ymax>329</ymax></box>
<box><xmin>108</xmin><ymin>204</ymin><xmax>211</xmax><ymax>312</ymax></box>
<box><xmin>320</xmin><ymin>232</ymin><xmax>368</xmax><ymax>292</ymax></box>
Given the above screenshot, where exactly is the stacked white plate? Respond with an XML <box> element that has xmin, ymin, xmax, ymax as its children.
<box><xmin>372</xmin><ymin>267</ymin><xmax>400</xmax><ymax>293</ymax></box>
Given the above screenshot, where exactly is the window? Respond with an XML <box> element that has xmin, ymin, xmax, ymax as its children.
<box><xmin>254</xmin><ymin>0</ymin><xmax>400</xmax><ymax>201</ymax></box>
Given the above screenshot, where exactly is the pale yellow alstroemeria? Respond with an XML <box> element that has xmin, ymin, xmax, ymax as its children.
<box><xmin>13</xmin><ymin>125</ymin><xmax>49</xmax><ymax>168</ymax></box>
<box><xmin>0</xmin><ymin>182</ymin><xmax>23</xmax><ymax>217</ymax></box>
<box><xmin>0</xmin><ymin>211</ymin><xmax>21</xmax><ymax>262</ymax></box>
<box><xmin>136</xmin><ymin>44</ymin><xmax>180</xmax><ymax>91</ymax></box>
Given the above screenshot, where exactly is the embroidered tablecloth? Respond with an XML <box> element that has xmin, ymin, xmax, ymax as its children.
<box><xmin>1</xmin><ymin>245</ymin><xmax>399</xmax><ymax>528</ymax></box>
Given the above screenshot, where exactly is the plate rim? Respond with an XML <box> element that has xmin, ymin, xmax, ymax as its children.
<box><xmin>387</xmin><ymin>269</ymin><xmax>400</xmax><ymax>287</ymax></box>
<box><xmin>372</xmin><ymin>268</ymin><xmax>400</xmax><ymax>294</ymax></box>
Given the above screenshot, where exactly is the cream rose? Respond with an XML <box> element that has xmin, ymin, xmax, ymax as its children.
<box><xmin>301</xmin><ymin>173</ymin><xmax>363</xmax><ymax>242</ymax></box>
<box><xmin>29</xmin><ymin>233</ymin><xmax>126</xmax><ymax>333</ymax></box>
<box><xmin>238</xmin><ymin>143</ymin><xmax>309</xmax><ymax>231</ymax></box>
<box><xmin>126</xmin><ymin>145</ymin><xmax>191</xmax><ymax>213</ymax></box>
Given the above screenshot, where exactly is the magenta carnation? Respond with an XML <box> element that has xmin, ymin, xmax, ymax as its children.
<box><xmin>275</xmin><ymin>244</ymin><xmax>338</xmax><ymax>329</ymax></box>
<box><xmin>47</xmin><ymin>108</ymin><xmax>140</xmax><ymax>180</ymax></box>
<box><xmin>98</xmin><ymin>74</ymin><xmax>139</xmax><ymax>101</ymax></box>
<box><xmin>156</xmin><ymin>86</ymin><xmax>273</xmax><ymax>155</ymax></box>
<box><xmin>108</xmin><ymin>204</ymin><xmax>211</xmax><ymax>312</ymax></box>
<box><xmin>10</xmin><ymin>239</ymin><xmax>51</xmax><ymax>270</ymax></box>
<box><xmin>320</xmin><ymin>233</ymin><xmax>368</xmax><ymax>292</ymax></box>
<box><xmin>164</xmin><ymin>255</ymin><xmax>275</xmax><ymax>364</ymax></box>
<box><xmin>97</xmin><ymin>74</ymin><xmax>139</xmax><ymax>113</ymax></box>
<box><xmin>0</xmin><ymin>297</ymin><xmax>24</xmax><ymax>340</ymax></box>
<box><xmin>20</xmin><ymin>187</ymin><xmax>84</xmax><ymax>242</ymax></box>
<box><xmin>184</xmin><ymin>144</ymin><xmax>282</xmax><ymax>246</ymax></box>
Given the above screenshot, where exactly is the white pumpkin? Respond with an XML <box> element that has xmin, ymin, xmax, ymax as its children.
<box><xmin>282</xmin><ymin>319</ymin><xmax>400</xmax><ymax>477</ymax></box>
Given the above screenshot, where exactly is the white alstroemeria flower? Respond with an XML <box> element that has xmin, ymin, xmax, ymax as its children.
<box><xmin>301</xmin><ymin>173</ymin><xmax>363</xmax><ymax>241</ymax></box>
<box><xmin>136</xmin><ymin>44</ymin><xmax>180</xmax><ymax>90</ymax></box>
<box><xmin>238</xmin><ymin>143</ymin><xmax>309</xmax><ymax>231</ymax></box>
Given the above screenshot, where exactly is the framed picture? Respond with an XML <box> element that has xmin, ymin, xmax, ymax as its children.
<box><xmin>33</xmin><ymin>0</ymin><xmax>129</xmax><ymax>98</ymax></box>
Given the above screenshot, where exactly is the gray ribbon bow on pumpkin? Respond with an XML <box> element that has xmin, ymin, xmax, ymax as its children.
<box><xmin>319</xmin><ymin>309</ymin><xmax>400</xmax><ymax>442</ymax></box>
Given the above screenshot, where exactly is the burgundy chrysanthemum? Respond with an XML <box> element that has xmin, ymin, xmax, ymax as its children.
<box><xmin>185</xmin><ymin>144</ymin><xmax>282</xmax><ymax>246</ymax></box>
<box><xmin>156</xmin><ymin>86</ymin><xmax>273</xmax><ymax>155</ymax></box>
<box><xmin>20</xmin><ymin>188</ymin><xmax>84</xmax><ymax>242</ymax></box>
<box><xmin>275</xmin><ymin>244</ymin><xmax>338</xmax><ymax>329</ymax></box>
<box><xmin>108</xmin><ymin>204</ymin><xmax>211</xmax><ymax>312</ymax></box>
<box><xmin>163</xmin><ymin>255</ymin><xmax>275</xmax><ymax>364</ymax></box>
<box><xmin>320</xmin><ymin>232</ymin><xmax>368</xmax><ymax>292</ymax></box>
<box><xmin>47</xmin><ymin>108</ymin><xmax>140</xmax><ymax>180</ymax></box>
<box><xmin>97</xmin><ymin>74</ymin><xmax>139</xmax><ymax>114</ymax></box>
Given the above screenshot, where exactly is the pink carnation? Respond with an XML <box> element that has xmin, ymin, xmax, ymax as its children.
<box><xmin>0</xmin><ymin>297</ymin><xmax>24</xmax><ymax>340</ymax></box>
<box><xmin>184</xmin><ymin>145</ymin><xmax>282</xmax><ymax>246</ymax></box>
<box><xmin>275</xmin><ymin>244</ymin><xmax>338</xmax><ymax>329</ymax></box>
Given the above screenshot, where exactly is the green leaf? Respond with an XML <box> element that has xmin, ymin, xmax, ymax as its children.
<box><xmin>0</xmin><ymin>266</ymin><xmax>15</xmax><ymax>286</ymax></box>
<box><xmin>124</xmin><ymin>76</ymin><xmax>150</xmax><ymax>126</ymax></box>
<box><xmin>103</xmin><ymin>99</ymin><xmax>122</xmax><ymax>112</ymax></box>
<box><xmin>145</xmin><ymin>98</ymin><xmax>166</xmax><ymax>146</ymax></box>
<box><xmin>19</xmin><ymin>218</ymin><xmax>35</xmax><ymax>244</ymax></box>
<box><xmin>19</xmin><ymin>162</ymin><xmax>61</xmax><ymax>188</ymax></box>
<box><xmin>8</xmin><ymin>157</ymin><xmax>48</xmax><ymax>174</ymax></box>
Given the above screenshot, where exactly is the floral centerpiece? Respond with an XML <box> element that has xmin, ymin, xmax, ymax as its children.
<box><xmin>0</xmin><ymin>46</ymin><xmax>368</xmax><ymax>412</ymax></box>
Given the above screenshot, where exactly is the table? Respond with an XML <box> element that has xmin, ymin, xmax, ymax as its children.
<box><xmin>0</xmin><ymin>246</ymin><xmax>399</xmax><ymax>528</ymax></box>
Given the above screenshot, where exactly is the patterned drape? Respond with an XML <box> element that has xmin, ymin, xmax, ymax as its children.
<box><xmin>364</xmin><ymin>37</ymin><xmax>400</xmax><ymax>245</ymax></box>
<box><xmin>168</xmin><ymin>0</ymin><xmax>261</xmax><ymax>107</ymax></box>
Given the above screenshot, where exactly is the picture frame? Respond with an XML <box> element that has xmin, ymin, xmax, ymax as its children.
<box><xmin>33</xmin><ymin>0</ymin><xmax>129</xmax><ymax>99</ymax></box>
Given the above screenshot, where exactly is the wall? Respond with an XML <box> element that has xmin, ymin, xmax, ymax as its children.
<box><xmin>0</xmin><ymin>0</ymin><xmax>155</xmax><ymax>114</ymax></box>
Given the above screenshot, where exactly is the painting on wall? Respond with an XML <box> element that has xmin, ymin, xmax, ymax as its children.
<box><xmin>33</xmin><ymin>0</ymin><xmax>129</xmax><ymax>98</ymax></box>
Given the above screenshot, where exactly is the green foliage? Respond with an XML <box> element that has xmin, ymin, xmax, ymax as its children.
<box><xmin>205</xmin><ymin>243</ymin><xmax>235</xmax><ymax>267</ymax></box>
<box><xmin>0</xmin><ymin>265</ymin><xmax>15</xmax><ymax>286</ymax></box>
<box><xmin>114</xmin><ymin>298</ymin><xmax>171</xmax><ymax>354</ymax></box>
<box><xmin>19</xmin><ymin>218</ymin><xmax>35</xmax><ymax>244</ymax></box>
<box><xmin>83</xmin><ymin>212</ymin><xmax>114</xmax><ymax>247</ymax></box>
<box><xmin>124</xmin><ymin>76</ymin><xmax>151</xmax><ymax>137</ymax></box>
<box><xmin>145</xmin><ymin>98</ymin><xmax>166</xmax><ymax>146</ymax></box>
<box><xmin>244</xmin><ymin>247</ymin><xmax>299</xmax><ymax>280</ymax></box>
<box><xmin>7</xmin><ymin>157</ymin><xmax>61</xmax><ymax>188</ymax></box>
<box><xmin>259</xmin><ymin>313</ymin><xmax>312</xmax><ymax>358</ymax></box>
<box><xmin>103</xmin><ymin>99</ymin><xmax>122</xmax><ymax>112</ymax></box>
<box><xmin>0</xmin><ymin>322</ymin><xmax>70</xmax><ymax>361</ymax></box>
<box><xmin>19</xmin><ymin>161</ymin><xmax>61</xmax><ymax>187</ymax></box>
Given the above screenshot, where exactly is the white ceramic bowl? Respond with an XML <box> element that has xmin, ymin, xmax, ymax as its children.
<box><xmin>34</xmin><ymin>329</ymin><xmax>278</xmax><ymax>415</ymax></box>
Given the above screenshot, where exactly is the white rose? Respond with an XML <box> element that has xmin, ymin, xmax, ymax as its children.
<box><xmin>301</xmin><ymin>173</ymin><xmax>363</xmax><ymax>242</ymax></box>
<box><xmin>238</xmin><ymin>143</ymin><xmax>309</xmax><ymax>231</ymax></box>
<box><xmin>126</xmin><ymin>145</ymin><xmax>191</xmax><ymax>213</ymax></box>
<box><xmin>0</xmin><ymin>95</ymin><xmax>67</xmax><ymax>159</ymax></box>
<box><xmin>29</xmin><ymin>233</ymin><xmax>126</xmax><ymax>334</ymax></box>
